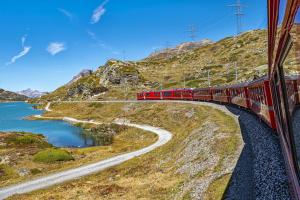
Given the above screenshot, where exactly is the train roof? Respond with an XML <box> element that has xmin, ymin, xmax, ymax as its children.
<box><xmin>193</xmin><ymin>87</ymin><xmax>211</xmax><ymax>91</ymax></box>
<box><xmin>227</xmin><ymin>81</ymin><xmax>249</xmax><ymax>88</ymax></box>
<box><xmin>138</xmin><ymin>88</ymin><xmax>194</xmax><ymax>93</ymax></box>
<box><xmin>246</xmin><ymin>75</ymin><xmax>268</xmax><ymax>86</ymax></box>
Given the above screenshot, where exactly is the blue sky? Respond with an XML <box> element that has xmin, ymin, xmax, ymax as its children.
<box><xmin>0</xmin><ymin>0</ymin><xmax>267</xmax><ymax>92</ymax></box>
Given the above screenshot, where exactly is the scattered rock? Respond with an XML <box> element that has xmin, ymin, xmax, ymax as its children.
<box><xmin>0</xmin><ymin>155</ymin><xmax>10</xmax><ymax>165</ymax></box>
<box><xmin>17</xmin><ymin>168</ymin><xmax>30</xmax><ymax>177</ymax></box>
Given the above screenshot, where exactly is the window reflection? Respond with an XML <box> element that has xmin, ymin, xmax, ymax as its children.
<box><xmin>283</xmin><ymin>8</ymin><xmax>300</xmax><ymax>168</ymax></box>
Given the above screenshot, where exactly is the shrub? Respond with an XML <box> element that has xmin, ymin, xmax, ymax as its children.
<box><xmin>6</xmin><ymin>133</ymin><xmax>52</xmax><ymax>148</ymax></box>
<box><xmin>30</xmin><ymin>168</ymin><xmax>42</xmax><ymax>175</ymax></box>
<box><xmin>0</xmin><ymin>164</ymin><xmax>17</xmax><ymax>180</ymax></box>
<box><xmin>33</xmin><ymin>149</ymin><xmax>74</xmax><ymax>163</ymax></box>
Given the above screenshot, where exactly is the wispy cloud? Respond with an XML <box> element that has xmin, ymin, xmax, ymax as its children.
<box><xmin>91</xmin><ymin>0</ymin><xmax>109</xmax><ymax>24</ymax></box>
<box><xmin>86</xmin><ymin>30</ymin><xmax>108</xmax><ymax>49</ymax></box>
<box><xmin>58</xmin><ymin>8</ymin><xmax>73</xmax><ymax>21</ymax></box>
<box><xmin>47</xmin><ymin>42</ymin><xmax>66</xmax><ymax>56</ymax></box>
<box><xmin>6</xmin><ymin>35</ymin><xmax>31</xmax><ymax>65</ymax></box>
<box><xmin>21</xmin><ymin>35</ymin><xmax>27</xmax><ymax>47</ymax></box>
<box><xmin>87</xmin><ymin>30</ymin><xmax>97</xmax><ymax>40</ymax></box>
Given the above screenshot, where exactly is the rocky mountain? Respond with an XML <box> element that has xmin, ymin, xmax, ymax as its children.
<box><xmin>66</xmin><ymin>69</ymin><xmax>93</xmax><ymax>86</ymax></box>
<box><xmin>0</xmin><ymin>89</ymin><xmax>28</xmax><ymax>101</ymax></box>
<box><xmin>38</xmin><ymin>29</ymin><xmax>280</xmax><ymax>101</ymax></box>
<box><xmin>149</xmin><ymin>39</ymin><xmax>214</xmax><ymax>59</ymax></box>
<box><xmin>17</xmin><ymin>89</ymin><xmax>47</xmax><ymax>98</ymax></box>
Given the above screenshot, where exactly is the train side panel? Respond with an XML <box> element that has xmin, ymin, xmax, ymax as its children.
<box><xmin>228</xmin><ymin>85</ymin><xmax>249</xmax><ymax>109</ymax></box>
<box><xmin>296</xmin><ymin>78</ymin><xmax>300</xmax><ymax>105</ymax></box>
<box><xmin>248</xmin><ymin>78</ymin><xmax>276</xmax><ymax>129</ymax></box>
<box><xmin>193</xmin><ymin>88</ymin><xmax>212</xmax><ymax>101</ymax></box>
<box><xmin>212</xmin><ymin>88</ymin><xmax>230</xmax><ymax>103</ymax></box>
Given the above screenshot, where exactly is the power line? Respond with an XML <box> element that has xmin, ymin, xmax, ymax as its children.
<box><xmin>228</xmin><ymin>0</ymin><xmax>245</xmax><ymax>35</ymax></box>
<box><xmin>165</xmin><ymin>41</ymin><xmax>171</xmax><ymax>49</ymax></box>
<box><xmin>228</xmin><ymin>0</ymin><xmax>246</xmax><ymax>83</ymax></box>
<box><xmin>186</xmin><ymin>24</ymin><xmax>198</xmax><ymax>41</ymax></box>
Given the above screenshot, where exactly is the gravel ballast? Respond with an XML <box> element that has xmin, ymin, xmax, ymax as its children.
<box><xmin>224</xmin><ymin>106</ymin><xmax>291</xmax><ymax>200</ymax></box>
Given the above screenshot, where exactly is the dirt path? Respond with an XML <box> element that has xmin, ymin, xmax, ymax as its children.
<box><xmin>0</xmin><ymin>110</ymin><xmax>172</xmax><ymax>199</ymax></box>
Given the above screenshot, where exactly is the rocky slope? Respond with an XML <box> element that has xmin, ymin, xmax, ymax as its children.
<box><xmin>0</xmin><ymin>89</ymin><xmax>28</xmax><ymax>101</ymax></box>
<box><xmin>38</xmin><ymin>29</ymin><xmax>275</xmax><ymax>101</ymax></box>
<box><xmin>17</xmin><ymin>89</ymin><xmax>46</xmax><ymax>98</ymax></box>
<box><xmin>148</xmin><ymin>39</ymin><xmax>214</xmax><ymax>59</ymax></box>
<box><xmin>66</xmin><ymin>69</ymin><xmax>93</xmax><ymax>86</ymax></box>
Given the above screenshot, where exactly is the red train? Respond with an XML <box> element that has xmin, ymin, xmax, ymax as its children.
<box><xmin>137</xmin><ymin>76</ymin><xmax>298</xmax><ymax>130</ymax></box>
<box><xmin>138</xmin><ymin>0</ymin><xmax>300</xmax><ymax>197</ymax></box>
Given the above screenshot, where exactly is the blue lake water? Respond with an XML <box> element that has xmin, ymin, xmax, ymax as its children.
<box><xmin>0</xmin><ymin>102</ymin><xmax>96</xmax><ymax>148</ymax></box>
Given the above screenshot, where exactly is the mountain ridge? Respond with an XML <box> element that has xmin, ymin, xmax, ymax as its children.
<box><xmin>36</xmin><ymin>29</ymin><xmax>271</xmax><ymax>102</ymax></box>
<box><xmin>0</xmin><ymin>89</ymin><xmax>28</xmax><ymax>101</ymax></box>
<box><xmin>17</xmin><ymin>89</ymin><xmax>47</xmax><ymax>98</ymax></box>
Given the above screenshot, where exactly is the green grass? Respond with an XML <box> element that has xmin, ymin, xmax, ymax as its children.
<box><xmin>33</xmin><ymin>149</ymin><xmax>74</xmax><ymax>163</ymax></box>
<box><xmin>6</xmin><ymin>132</ymin><xmax>52</xmax><ymax>148</ymax></box>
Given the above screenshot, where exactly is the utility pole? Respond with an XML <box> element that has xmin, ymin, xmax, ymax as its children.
<box><xmin>122</xmin><ymin>50</ymin><xmax>126</xmax><ymax>61</ymax></box>
<box><xmin>186</xmin><ymin>24</ymin><xmax>198</xmax><ymax>41</ymax></box>
<box><xmin>235</xmin><ymin>62</ymin><xmax>238</xmax><ymax>82</ymax></box>
<box><xmin>160</xmin><ymin>70</ymin><xmax>164</xmax><ymax>90</ymax></box>
<box><xmin>165</xmin><ymin>41</ymin><xmax>171</xmax><ymax>49</ymax></box>
<box><xmin>208</xmin><ymin>70</ymin><xmax>211</xmax><ymax>87</ymax></box>
<box><xmin>183</xmin><ymin>72</ymin><xmax>186</xmax><ymax>88</ymax></box>
<box><xmin>228</xmin><ymin>0</ymin><xmax>245</xmax><ymax>35</ymax></box>
<box><xmin>228</xmin><ymin>0</ymin><xmax>246</xmax><ymax>83</ymax></box>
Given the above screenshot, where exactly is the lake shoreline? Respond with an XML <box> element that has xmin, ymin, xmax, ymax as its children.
<box><xmin>0</xmin><ymin>102</ymin><xmax>96</xmax><ymax>148</ymax></box>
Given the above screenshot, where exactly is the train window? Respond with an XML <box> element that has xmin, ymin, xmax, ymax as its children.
<box><xmin>282</xmin><ymin>8</ymin><xmax>300</xmax><ymax>173</ymax></box>
<box><xmin>174</xmin><ymin>91</ymin><xmax>181</xmax><ymax>96</ymax></box>
<box><xmin>278</xmin><ymin>0</ymin><xmax>287</xmax><ymax>26</ymax></box>
<box><xmin>163</xmin><ymin>91</ymin><xmax>172</xmax><ymax>97</ymax></box>
<box><xmin>146</xmin><ymin>93</ymin><xmax>151</xmax><ymax>97</ymax></box>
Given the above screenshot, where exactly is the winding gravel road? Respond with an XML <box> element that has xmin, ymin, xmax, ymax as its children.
<box><xmin>0</xmin><ymin>119</ymin><xmax>172</xmax><ymax>199</ymax></box>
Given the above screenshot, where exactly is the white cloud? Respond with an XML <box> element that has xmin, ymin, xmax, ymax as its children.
<box><xmin>58</xmin><ymin>8</ymin><xmax>73</xmax><ymax>21</ymax></box>
<box><xmin>87</xmin><ymin>30</ymin><xmax>96</xmax><ymax>39</ymax></box>
<box><xmin>86</xmin><ymin>30</ymin><xmax>108</xmax><ymax>49</ymax></box>
<box><xmin>6</xmin><ymin>35</ymin><xmax>31</xmax><ymax>65</ymax></box>
<box><xmin>91</xmin><ymin>0</ymin><xmax>109</xmax><ymax>24</ymax></box>
<box><xmin>6</xmin><ymin>47</ymin><xmax>31</xmax><ymax>65</ymax></box>
<box><xmin>47</xmin><ymin>42</ymin><xmax>66</xmax><ymax>56</ymax></box>
<box><xmin>21</xmin><ymin>35</ymin><xmax>27</xmax><ymax>47</ymax></box>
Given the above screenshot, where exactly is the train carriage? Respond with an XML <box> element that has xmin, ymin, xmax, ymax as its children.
<box><xmin>247</xmin><ymin>77</ymin><xmax>277</xmax><ymax>129</ymax></box>
<box><xmin>193</xmin><ymin>87</ymin><xmax>212</xmax><ymax>101</ymax></box>
<box><xmin>179</xmin><ymin>89</ymin><xmax>194</xmax><ymax>100</ymax></box>
<box><xmin>137</xmin><ymin>92</ymin><xmax>145</xmax><ymax>100</ymax></box>
<box><xmin>228</xmin><ymin>82</ymin><xmax>250</xmax><ymax>109</ymax></box>
<box><xmin>161</xmin><ymin>89</ymin><xmax>194</xmax><ymax>100</ymax></box>
<box><xmin>211</xmin><ymin>86</ymin><xmax>230</xmax><ymax>103</ymax></box>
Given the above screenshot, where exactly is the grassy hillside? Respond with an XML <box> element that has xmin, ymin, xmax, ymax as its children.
<box><xmin>38</xmin><ymin>29</ymin><xmax>270</xmax><ymax>101</ymax></box>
